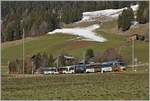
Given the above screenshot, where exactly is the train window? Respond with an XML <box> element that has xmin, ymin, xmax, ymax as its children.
<box><xmin>69</xmin><ymin>67</ymin><xmax>74</xmax><ymax>70</ymax></box>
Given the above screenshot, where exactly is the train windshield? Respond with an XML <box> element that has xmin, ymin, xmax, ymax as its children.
<box><xmin>118</xmin><ymin>62</ymin><xmax>125</xmax><ymax>66</ymax></box>
<box><xmin>69</xmin><ymin>67</ymin><xmax>74</xmax><ymax>71</ymax></box>
<box><xmin>101</xmin><ymin>63</ymin><xmax>112</xmax><ymax>67</ymax></box>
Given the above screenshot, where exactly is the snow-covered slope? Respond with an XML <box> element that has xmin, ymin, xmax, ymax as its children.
<box><xmin>80</xmin><ymin>4</ymin><xmax>139</xmax><ymax>22</ymax></box>
<box><xmin>48</xmin><ymin>5</ymin><xmax>139</xmax><ymax>43</ymax></box>
<box><xmin>48</xmin><ymin>24</ymin><xmax>107</xmax><ymax>42</ymax></box>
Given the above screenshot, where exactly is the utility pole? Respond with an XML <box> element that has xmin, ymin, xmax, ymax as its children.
<box><xmin>23</xmin><ymin>27</ymin><xmax>25</xmax><ymax>74</ymax></box>
<box><xmin>83</xmin><ymin>51</ymin><xmax>86</xmax><ymax>70</ymax></box>
<box><xmin>83</xmin><ymin>51</ymin><xmax>85</xmax><ymax>64</ymax></box>
<box><xmin>132</xmin><ymin>39</ymin><xmax>135</xmax><ymax>71</ymax></box>
<box><xmin>57</xmin><ymin>55</ymin><xmax>59</xmax><ymax>68</ymax></box>
<box><xmin>21</xmin><ymin>20</ymin><xmax>25</xmax><ymax>74</ymax></box>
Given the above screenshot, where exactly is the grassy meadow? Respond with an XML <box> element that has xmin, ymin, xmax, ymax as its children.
<box><xmin>1</xmin><ymin>20</ymin><xmax>149</xmax><ymax>100</ymax></box>
<box><xmin>1</xmin><ymin>20</ymin><xmax>149</xmax><ymax>74</ymax></box>
<box><xmin>1</xmin><ymin>71</ymin><xmax>149</xmax><ymax>100</ymax></box>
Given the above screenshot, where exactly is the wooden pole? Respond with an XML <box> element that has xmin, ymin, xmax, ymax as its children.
<box><xmin>22</xmin><ymin>27</ymin><xmax>25</xmax><ymax>74</ymax></box>
<box><xmin>132</xmin><ymin>39</ymin><xmax>135</xmax><ymax>71</ymax></box>
<box><xmin>57</xmin><ymin>56</ymin><xmax>59</xmax><ymax>68</ymax></box>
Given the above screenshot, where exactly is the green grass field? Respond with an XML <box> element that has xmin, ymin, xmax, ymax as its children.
<box><xmin>1</xmin><ymin>71</ymin><xmax>149</xmax><ymax>100</ymax></box>
<box><xmin>1</xmin><ymin>20</ymin><xmax>149</xmax><ymax>100</ymax></box>
<box><xmin>1</xmin><ymin>20</ymin><xmax>149</xmax><ymax>74</ymax></box>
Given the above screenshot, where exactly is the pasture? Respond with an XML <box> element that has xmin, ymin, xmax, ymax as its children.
<box><xmin>1</xmin><ymin>20</ymin><xmax>149</xmax><ymax>100</ymax></box>
<box><xmin>1</xmin><ymin>71</ymin><xmax>149</xmax><ymax>100</ymax></box>
<box><xmin>1</xmin><ymin>21</ymin><xmax>149</xmax><ymax>74</ymax></box>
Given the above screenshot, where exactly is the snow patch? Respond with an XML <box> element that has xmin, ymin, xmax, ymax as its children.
<box><xmin>48</xmin><ymin>24</ymin><xmax>107</xmax><ymax>42</ymax></box>
<box><xmin>79</xmin><ymin>4</ymin><xmax>139</xmax><ymax>22</ymax></box>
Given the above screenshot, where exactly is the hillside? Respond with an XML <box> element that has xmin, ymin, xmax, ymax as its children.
<box><xmin>1</xmin><ymin>1</ymin><xmax>137</xmax><ymax>42</ymax></box>
<box><xmin>2</xmin><ymin>19</ymin><xmax>149</xmax><ymax>74</ymax></box>
<box><xmin>1</xmin><ymin>1</ymin><xmax>149</xmax><ymax>75</ymax></box>
<box><xmin>1</xmin><ymin>1</ymin><xmax>149</xmax><ymax>100</ymax></box>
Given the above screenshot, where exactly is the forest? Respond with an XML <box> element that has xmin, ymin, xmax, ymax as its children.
<box><xmin>1</xmin><ymin>1</ymin><xmax>139</xmax><ymax>42</ymax></box>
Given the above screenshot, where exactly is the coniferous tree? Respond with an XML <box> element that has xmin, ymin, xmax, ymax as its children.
<box><xmin>136</xmin><ymin>1</ymin><xmax>149</xmax><ymax>24</ymax></box>
<box><xmin>127</xmin><ymin>6</ymin><xmax>134</xmax><ymax>23</ymax></box>
<box><xmin>118</xmin><ymin>7</ymin><xmax>134</xmax><ymax>31</ymax></box>
<box><xmin>85</xmin><ymin>49</ymin><xmax>94</xmax><ymax>60</ymax></box>
<box><xmin>122</xmin><ymin>9</ymin><xmax>131</xmax><ymax>31</ymax></box>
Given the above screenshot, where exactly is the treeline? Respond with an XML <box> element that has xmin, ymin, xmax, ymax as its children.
<box><xmin>8</xmin><ymin>48</ymin><xmax>123</xmax><ymax>74</ymax></box>
<box><xmin>118</xmin><ymin>1</ymin><xmax>149</xmax><ymax>31</ymax></box>
<box><xmin>1</xmin><ymin>1</ymin><xmax>136</xmax><ymax>42</ymax></box>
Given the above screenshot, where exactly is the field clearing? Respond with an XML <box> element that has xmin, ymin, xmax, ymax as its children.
<box><xmin>1</xmin><ymin>71</ymin><xmax>149</xmax><ymax>100</ymax></box>
<box><xmin>1</xmin><ymin>20</ymin><xmax>149</xmax><ymax>75</ymax></box>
